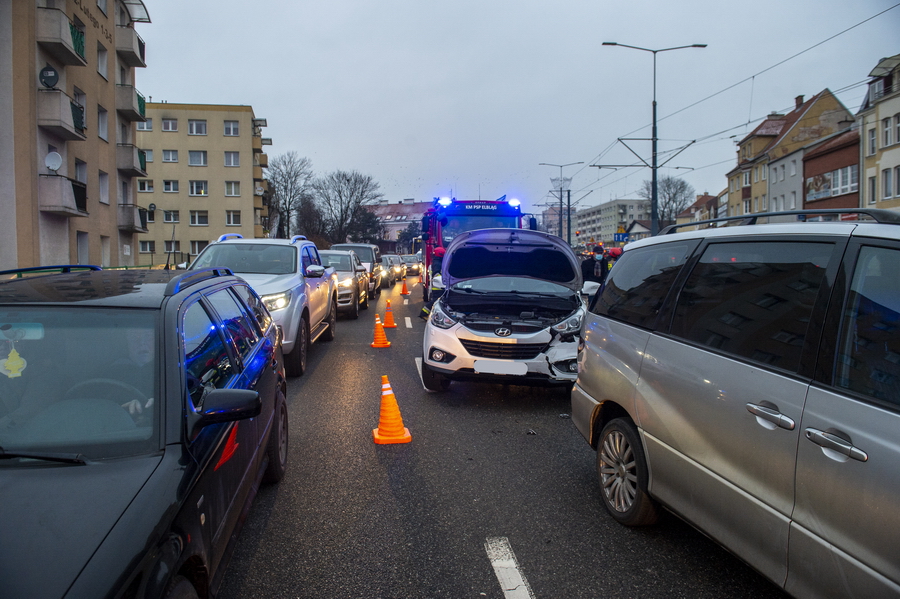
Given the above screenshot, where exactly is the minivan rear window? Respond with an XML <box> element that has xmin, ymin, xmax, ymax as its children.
<box><xmin>333</xmin><ymin>245</ymin><xmax>375</xmax><ymax>264</ymax></box>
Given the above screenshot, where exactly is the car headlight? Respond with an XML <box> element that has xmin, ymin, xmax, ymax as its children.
<box><xmin>429</xmin><ymin>303</ymin><xmax>458</xmax><ymax>329</ymax></box>
<box><xmin>552</xmin><ymin>312</ymin><xmax>583</xmax><ymax>334</ymax></box>
<box><xmin>339</xmin><ymin>278</ymin><xmax>354</xmax><ymax>288</ymax></box>
<box><xmin>261</xmin><ymin>291</ymin><xmax>291</xmax><ymax>312</ymax></box>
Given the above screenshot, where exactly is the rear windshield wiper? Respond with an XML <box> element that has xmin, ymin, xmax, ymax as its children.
<box><xmin>0</xmin><ymin>446</ymin><xmax>87</xmax><ymax>464</ymax></box>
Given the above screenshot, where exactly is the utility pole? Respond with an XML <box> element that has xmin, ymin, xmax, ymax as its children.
<box><xmin>539</xmin><ymin>162</ymin><xmax>582</xmax><ymax>241</ymax></box>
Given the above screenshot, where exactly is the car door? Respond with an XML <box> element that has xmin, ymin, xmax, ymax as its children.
<box><xmin>638</xmin><ymin>237</ymin><xmax>840</xmax><ymax>586</ymax></box>
<box><xmin>786</xmin><ymin>240</ymin><xmax>900</xmax><ymax>598</ymax></box>
<box><xmin>303</xmin><ymin>245</ymin><xmax>328</xmax><ymax>326</ymax></box>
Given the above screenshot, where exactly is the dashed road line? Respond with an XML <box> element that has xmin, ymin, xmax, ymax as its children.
<box><xmin>484</xmin><ymin>537</ymin><xmax>535</xmax><ymax>599</ymax></box>
<box><xmin>405</xmin><ymin>316</ymin><xmax>412</xmax><ymax>328</ymax></box>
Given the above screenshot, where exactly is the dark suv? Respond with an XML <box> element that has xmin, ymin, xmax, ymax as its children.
<box><xmin>0</xmin><ymin>266</ymin><xmax>288</xmax><ymax>599</ymax></box>
<box><xmin>572</xmin><ymin>209</ymin><xmax>900</xmax><ymax>597</ymax></box>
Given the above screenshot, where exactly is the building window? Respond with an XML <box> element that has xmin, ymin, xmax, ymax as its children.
<box><xmin>97</xmin><ymin>0</ymin><xmax>107</xmax><ymax>14</ymax></box>
<box><xmin>139</xmin><ymin>240</ymin><xmax>155</xmax><ymax>253</ymax></box>
<box><xmin>790</xmin><ymin>191</ymin><xmax>796</xmax><ymax>209</ymax></box>
<box><xmin>189</xmin><ymin>181</ymin><xmax>208</xmax><ymax>196</ymax></box>
<box><xmin>869</xmin><ymin>176</ymin><xmax>877</xmax><ymax>204</ymax></box>
<box><xmin>896</xmin><ymin>166</ymin><xmax>900</xmax><ymax>198</ymax></box>
<box><xmin>164</xmin><ymin>240</ymin><xmax>181</xmax><ymax>254</ymax></box>
<box><xmin>742</xmin><ymin>199</ymin><xmax>751</xmax><ymax>214</ymax></box>
<box><xmin>188</xmin><ymin>151</ymin><xmax>207</xmax><ymax>166</ymax></box>
<box><xmin>790</xmin><ymin>160</ymin><xmax>797</xmax><ymax>177</ymax></box>
<box><xmin>831</xmin><ymin>165</ymin><xmax>859</xmax><ymax>196</ymax></box>
<box><xmin>99</xmin><ymin>171</ymin><xmax>109</xmax><ymax>205</ymax></box>
<box><xmin>188</xmin><ymin>120</ymin><xmax>207</xmax><ymax>135</ymax></box>
<box><xmin>138</xmin><ymin>179</ymin><xmax>153</xmax><ymax>192</ymax></box>
<box><xmin>762</xmin><ymin>167</ymin><xmax>767</xmax><ymax>181</ymax></box>
<box><xmin>162</xmin><ymin>119</ymin><xmax>177</xmax><ymax>132</ymax></box>
<box><xmin>895</xmin><ymin>115</ymin><xmax>900</xmax><ymax>147</ymax></box>
<box><xmin>884</xmin><ymin>169</ymin><xmax>894</xmax><ymax>199</ymax></box>
<box><xmin>97</xmin><ymin>43</ymin><xmax>107</xmax><ymax>79</ymax></box>
<box><xmin>753</xmin><ymin>168</ymin><xmax>759</xmax><ymax>183</ymax></box>
<box><xmin>226</xmin><ymin>210</ymin><xmax>241</xmax><ymax>226</ymax></box>
<box><xmin>742</xmin><ymin>172</ymin><xmax>750</xmax><ymax>187</ymax></box>
<box><xmin>163</xmin><ymin>149</ymin><xmax>178</xmax><ymax>162</ymax></box>
<box><xmin>163</xmin><ymin>210</ymin><xmax>179</xmax><ymax>223</ymax></box>
<box><xmin>780</xmin><ymin>165</ymin><xmax>785</xmax><ymax>181</ymax></box>
<box><xmin>225</xmin><ymin>181</ymin><xmax>240</xmax><ymax>196</ymax></box>
<box><xmin>869</xmin><ymin>129</ymin><xmax>877</xmax><ymax>155</ymax></box>
<box><xmin>97</xmin><ymin>106</ymin><xmax>108</xmax><ymax>141</ymax></box>
<box><xmin>190</xmin><ymin>210</ymin><xmax>209</xmax><ymax>226</ymax></box>
<box><xmin>224</xmin><ymin>151</ymin><xmax>240</xmax><ymax>167</ymax></box>
<box><xmin>137</xmin><ymin>118</ymin><xmax>152</xmax><ymax>131</ymax></box>
<box><xmin>224</xmin><ymin>120</ymin><xmax>239</xmax><ymax>136</ymax></box>
<box><xmin>884</xmin><ymin>118</ymin><xmax>893</xmax><ymax>147</ymax></box>
<box><xmin>164</xmin><ymin>180</ymin><xmax>179</xmax><ymax>193</ymax></box>
<box><xmin>146</xmin><ymin>210</ymin><xmax>155</xmax><ymax>223</ymax></box>
<box><xmin>191</xmin><ymin>240</ymin><xmax>209</xmax><ymax>255</ymax></box>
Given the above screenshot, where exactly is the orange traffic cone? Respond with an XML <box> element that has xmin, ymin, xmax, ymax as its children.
<box><xmin>373</xmin><ymin>375</ymin><xmax>411</xmax><ymax>444</ymax></box>
<box><xmin>383</xmin><ymin>300</ymin><xmax>397</xmax><ymax>328</ymax></box>
<box><xmin>400</xmin><ymin>279</ymin><xmax>410</xmax><ymax>295</ymax></box>
<box><xmin>371</xmin><ymin>314</ymin><xmax>391</xmax><ymax>348</ymax></box>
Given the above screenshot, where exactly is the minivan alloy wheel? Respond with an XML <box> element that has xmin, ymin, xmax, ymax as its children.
<box><xmin>597</xmin><ymin>418</ymin><xmax>659</xmax><ymax>526</ymax></box>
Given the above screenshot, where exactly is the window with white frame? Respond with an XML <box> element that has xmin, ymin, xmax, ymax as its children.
<box><xmin>780</xmin><ymin>165</ymin><xmax>785</xmax><ymax>181</ymax></box>
<box><xmin>869</xmin><ymin>176</ymin><xmax>877</xmax><ymax>204</ymax></box>
<box><xmin>762</xmin><ymin>166</ymin><xmax>767</xmax><ymax>181</ymax></box>
<box><xmin>188</xmin><ymin>120</ymin><xmax>207</xmax><ymax>135</ymax></box>
<box><xmin>163</xmin><ymin>149</ymin><xmax>178</xmax><ymax>162</ymax></box>
<box><xmin>164</xmin><ymin>180</ymin><xmax>179</xmax><ymax>193</ymax></box>
<box><xmin>99</xmin><ymin>171</ymin><xmax>109</xmax><ymax>205</ymax></box>
<box><xmin>146</xmin><ymin>210</ymin><xmax>155</xmax><ymax>223</ymax></box>
<box><xmin>869</xmin><ymin>129</ymin><xmax>877</xmax><ymax>155</ymax></box>
<box><xmin>138</xmin><ymin>179</ymin><xmax>153</xmax><ymax>192</ymax></box>
<box><xmin>164</xmin><ymin>240</ymin><xmax>181</xmax><ymax>253</ymax></box>
<box><xmin>224</xmin><ymin>120</ymin><xmax>239</xmax><ymax>136</ymax></box>
<box><xmin>790</xmin><ymin>160</ymin><xmax>796</xmax><ymax>177</ymax></box>
<box><xmin>143</xmin><ymin>149</ymin><xmax>153</xmax><ymax>162</ymax></box>
<box><xmin>226</xmin><ymin>210</ymin><xmax>241</xmax><ymax>226</ymax></box>
<box><xmin>225</xmin><ymin>181</ymin><xmax>240</xmax><ymax>196</ymax></box>
<box><xmin>224</xmin><ymin>151</ymin><xmax>240</xmax><ymax>167</ymax></box>
<box><xmin>190</xmin><ymin>240</ymin><xmax>209</xmax><ymax>255</ymax></box>
<box><xmin>762</xmin><ymin>194</ymin><xmax>766</xmax><ymax>211</ymax></box>
<box><xmin>190</xmin><ymin>210</ymin><xmax>209</xmax><ymax>226</ymax></box>
<box><xmin>97</xmin><ymin>43</ymin><xmax>107</xmax><ymax>79</ymax></box>
<box><xmin>884</xmin><ymin>118</ymin><xmax>893</xmax><ymax>147</ymax></box>
<box><xmin>137</xmin><ymin>118</ymin><xmax>152</xmax><ymax>131</ymax></box>
<box><xmin>884</xmin><ymin>169</ymin><xmax>894</xmax><ymax>199</ymax></box>
<box><xmin>162</xmin><ymin>119</ymin><xmax>177</xmax><ymax>132</ymax></box>
<box><xmin>831</xmin><ymin>165</ymin><xmax>859</xmax><ymax>195</ymax></box>
<box><xmin>97</xmin><ymin>106</ymin><xmax>108</xmax><ymax>140</ymax></box>
<box><xmin>742</xmin><ymin>199</ymin><xmax>751</xmax><ymax>214</ymax></box>
<box><xmin>896</xmin><ymin>114</ymin><xmax>900</xmax><ymax>146</ymax></box>
<box><xmin>163</xmin><ymin>210</ymin><xmax>179</xmax><ymax>223</ymax></box>
<box><xmin>753</xmin><ymin>168</ymin><xmax>758</xmax><ymax>183</ymax></box>
<box><xmin>139</xmin><ymin>240</ymin><xmax>155</xmax><ymax>253</ymax></box>
<box><xmin>896</xmin><ymin>166</ymin><xmax>900</xmax><ymax>197</ymax></box>
<box><xmin>189</xmin><ymin>181</ymin><xmax>208</xmax><ymax>196</ymax></box>
<box><xmin>742</xmin><ymin>172</ymin><xmax>750</xmax><ymax>187</ymax></box>
<box><xmin>790</xmin><ymin>191</ymin><xmax>796</xmax><ymax>209</ymax></box>
<box><xmin>188</xmin><ymin>151</ymin><xmax>207</xmax><ymax>166</ymax></box>
<box><xmin>97</xmin><ymin>0</ymin><xmax>107</xmax><ymax>14</ymax></box>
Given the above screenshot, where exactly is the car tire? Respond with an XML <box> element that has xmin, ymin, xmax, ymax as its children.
<box><xmin>374</xmin><ymin>279</ymin><xmax>382</xmax><ymax>297</ymax></box>
<box><xmin>421</xmin><ymin>361</ymin><xmax>451</xmax><ymax>391</ymax></box>
<box><xmin>284</xmin><ymin>316</ymin><xmax>309</xmax><ymax>377</ymax></box>
<box><xmin>163</xmin><ymin>576</ymin><xmax>199</xmax><ymax>599</ymax></box>
<box><xmin>262</xmin><ymin>400</ymin><xmax>288</xmax><ymax>484</ymax></box>
<box><xmin>361</xmin><ymin>287</ymin><xmax>369</xmax><ymax>310</ymax></box>
<box><xmin>597</xmin><ymin>418</ymin><xmax>660</xmax><ymax>526</ymax></box>
<box><xmin>349</xmin><ymin>289</ymin><xmax>360</xmax><ymax>319</ymax></box>
<box><xmin>322</xmin><ymin>297</ymin><xmax>337</xmax><ymax>342</ymax></box>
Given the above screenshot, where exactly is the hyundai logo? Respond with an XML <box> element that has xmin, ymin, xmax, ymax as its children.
<box><xmin>495</xmin><ymin>327</ymin><xmax>512</xmax><ymax>337</ymax></box>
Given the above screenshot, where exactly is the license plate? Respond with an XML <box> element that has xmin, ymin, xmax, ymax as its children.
<box><xmin>474</xmin><ymin>360</ymin><xmax>528</xmax><ymax>375</ymax></box>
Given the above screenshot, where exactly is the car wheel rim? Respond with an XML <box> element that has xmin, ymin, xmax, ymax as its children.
<box><xmin>599</xmin><ymin>430</ymin><xmax>637</xmax><ymax>513</ymax></box>
<box><xmin>278</xmin><ymin>408</ymin><xmax>288</xmax><ymax>465</ymax></box>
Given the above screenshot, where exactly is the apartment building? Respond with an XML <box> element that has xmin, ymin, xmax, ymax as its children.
<box><xmin>725</xmin><ymin>90</ymin><xmax>852</xmax><ymax>217</ymax></box>
<box><xmin>0</xmin><ymin>0</ymin><xmax>150</xmax><ymax>270</ymax></box>
<box><xmin>135</xmin><ymin>103</ymin><xmax>270</xmax><ymax>265</ymax></box>
<box><xmin>573</xmin><ymin>198</ymin><xmax>649</xmax><ymax>247</ymax></box>
<box><xmin>803</xmin><ymin>127</ymin><xmax>860</xmax><ymax>211</ymax></box>
<box><xmin>857</xmin><ymin>54</ymin><xmax>900</xmax><ymax>210</ymax></box>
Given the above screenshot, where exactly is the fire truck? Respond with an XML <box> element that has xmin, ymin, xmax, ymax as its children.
<box><xmin>419</xmin><ymin>195</ymin><xmax>537</xmax><ymax>301</ymax></box>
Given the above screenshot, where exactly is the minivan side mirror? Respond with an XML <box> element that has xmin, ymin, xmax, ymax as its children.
<box><xmin>306</xmin><ymin>265</ymin><xmax>326</xmax><ymax>278</ymax></box>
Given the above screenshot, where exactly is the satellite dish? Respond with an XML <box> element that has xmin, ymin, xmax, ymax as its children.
<box><xmin>39</xmin><ymin>65</ymin><xmax>59</xmax><ymax>88</ymax></box>
<box><xmin>148</xmin><ymin>203</ymin><xmax>156</xmax><ymax>212</ymax></box>
<box><xmin>45</xmin><ymin>152</ymin><xmax>62</xmax><ymax>172</ymax></box>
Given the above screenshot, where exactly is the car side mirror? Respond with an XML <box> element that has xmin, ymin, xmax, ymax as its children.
<box><xmin>195</xmin><ymin>389</ymin><xmax>261</xmax><ymax>430</ymax></box>
<box><xmin>306</xmin><ymin>264</ymin><xmax>326</xmax><ymax>278</ymax></box>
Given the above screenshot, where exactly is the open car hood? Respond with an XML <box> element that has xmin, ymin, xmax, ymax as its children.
<box><xmin>442</xmin><ymin>228</ymin><xmax>582</xmax><ymax>291</ymax></box>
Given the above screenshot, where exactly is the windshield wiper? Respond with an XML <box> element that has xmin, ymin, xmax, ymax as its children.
<box><xmin>0</xmin><ymin>446</ymin><xmax>87</xmax><ymax>464</ymax></box>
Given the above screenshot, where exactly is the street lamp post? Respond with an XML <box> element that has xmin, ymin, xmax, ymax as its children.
<box><xmin>602</xmin><ymin>42</ymin><xmax>706</xmax><ymax>235</ymax></box>
<box><xmin>539</xmin><ymin>161</ymin><xmax>583</xmax><ymax>243</ymax></box>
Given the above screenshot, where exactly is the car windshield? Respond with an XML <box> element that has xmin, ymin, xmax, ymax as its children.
<box><xmin>450</xmin><ymin>276</ymin><xmax>572</xmax><ymax>296</ymax></box>
<box><xmin>192</xmin><ymin>244</ymin><xmax>297</xmax><ymax>275</ymax></box>
<box><xmin>402</xmin><ymin>255</ymin><xmax>418</xmax><ymax>264</ymax></box>
<box><xmin>333</xmin><ymin>245</ymin><xmax>374</xmax><ymax>264</ymax></box>
<box><xmin>0</xmin><ymin>308</ymin><xmax>159</xmax><ymax>460</ymax></box>
<box><xmin>321</xmin><ymin>253</ymin><xmax>353</xmax><ymax>272</ymax></box>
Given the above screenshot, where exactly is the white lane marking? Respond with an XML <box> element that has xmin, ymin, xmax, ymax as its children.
<box><xmin>485</xmin><ymin>537</ymin><xmax>535</xmax><ymax>599</ymax></box>
<box><xmin>405</xmin><ymin>316</ymin><xmax>412</xmax><ymax>328</ymax></box>
<box><xmin>403</xmin><ymin>298</ymin><xmax>409</xmax><ymax>305</ymax></box>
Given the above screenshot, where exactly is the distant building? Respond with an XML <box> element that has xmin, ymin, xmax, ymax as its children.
<box><xmin>803</xmin><ymin>127</ymin><xmax>860</xmax><ymax>211</ymax></box>
<box><xmin>573</xmin><ymin>198</ymin><xmax>649</xmax><ymax>247</ymax></box>
<box><xmin>675</xmin><ymin>194</ymin><xmax>720</xmax><ymax>230</ymax></box>
<box><xmin>0</xmin><ymin>0</ymin><xmax>151</xmax><ymax>269</ymax></box>
<box><xmin>367</xmin><ymin>198</ymin><xmax>431</xmax><ymax>253</ymax></box>
<box><xmin>857</xmin><ymin>54</ymin><xmax>900</xmax><ymax>211</ymax></box>
<box><xmin>136</xmin><ymin>103</ymin><xmax>270</xmax><ymax>265</ymax></box>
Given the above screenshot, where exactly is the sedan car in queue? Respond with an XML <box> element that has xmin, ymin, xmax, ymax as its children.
<box><xmin>319</xmin><ymin>249</ymin><xmax>369</xmax><ymax>318</ymax></box>
<box><xmin>0</xmin><ymin>266</ymin><xmax>288</xmax><ymax>599</ymax></box>
<box><xmin>421</xmin><ymin>228</ymin><xmax>584</xmax><ymax>391</ymax></box>
<box><xmin>402</xmin><ymin>254</ymin><xmax>423</xmax><ymax>276</ymax></box>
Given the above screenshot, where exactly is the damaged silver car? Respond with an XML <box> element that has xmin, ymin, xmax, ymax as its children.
<box><xmin>421</xmin><ymin>228</ymin><xmax>584</xmax><ymax>391</ymax></box>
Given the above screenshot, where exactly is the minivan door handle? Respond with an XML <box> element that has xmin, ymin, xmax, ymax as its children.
<box><xmin>805</xmin><ymin>428</ymin><xmax>868</xmax><ymax>462</ymax></box>
<box><xmin>746</xmin><ymin>403</ymin><xmax>795</xmax><ymax>430</ymax></box>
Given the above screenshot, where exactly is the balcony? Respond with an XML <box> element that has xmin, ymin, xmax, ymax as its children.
<box><xmin>116</xmin><ymin>85</ymin><xmax>146</xmax><ymax>121</ymax></box>
<box><xmin>253</xmin><ymin>166</ymin><xmax>263</xmax><ymax>181</ymax></box>
<box><xmin>117</xmin><ymin>144</ymin><xmax>148</xmax><ymax>176</ymax></box>
<box><xmin>252</xmin><ymin>136</ymin><xmax>262</xmax><ymax>152</ymax></box>
<box><xmin>37</xmin><ymin>89</ymin><xmax>86</xmax><ymax>141</ymax></box>
<box><xmin>38</xmin><ymin>174</ymin><xmax>88</xmax><ymax>217</ymax></box>
<box><xmin>118</xmin><ymin>204</ymin><xmax>149</xmax><ymax>233</ymax></box>
<box><xmin>255</xmin><ymin>153</ymin><xmax>268</xmax><ymax>168</ymax></box>
<box><xmin>36</xmin><ymin>8</ymin><xmax>87</xmax><ymax>66</ymax></box>
<box><xmin>115</xmin><ymin>26</ymin><xmax>146</xmax><ymax>68</ymax></box>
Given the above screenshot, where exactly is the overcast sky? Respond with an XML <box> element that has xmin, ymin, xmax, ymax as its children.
<box><xmin>136</xmin><ymin>0</ymin><xmax>899</xmax><ymax>215</ymax></box>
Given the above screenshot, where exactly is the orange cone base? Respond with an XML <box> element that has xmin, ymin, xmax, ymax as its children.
<box><xmin>400</xmin><ymin>281</ymin><xmax>410</xmax><ymax>295</ymax></box>
<box><xmin>371</xmin><ymin>338</ymin><xmax>391</xmax><ymax>348</ymax></box>
<box><xmin>373</xmin><ymin>426</ymin><xmax>412</xmax><ymax>444</ymax></box>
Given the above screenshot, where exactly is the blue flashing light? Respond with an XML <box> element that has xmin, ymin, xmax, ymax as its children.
<box><xmin>508</xmin><ymin>198</ymin><xmax>521</xmax><ymax>207</ymax></box>
<box><xmin>437</xmin><ymin>197</ymin><xmax>453</xmax><ymax>207</ymax></box>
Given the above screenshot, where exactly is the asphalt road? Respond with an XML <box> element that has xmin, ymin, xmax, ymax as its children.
<box><xmin>219</xmin><ymin>277</ymin><xmax>788</xmax><ymax>599</ymax></box>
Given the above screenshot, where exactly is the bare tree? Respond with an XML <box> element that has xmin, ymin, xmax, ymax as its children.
<box><xmin>638</xmin><ymin>176</ymin><xmax>696</xmax><ymax>224</ymax></box>
<box><xmin>312</xmin><ymin>170</ymin><xmax>383</xmax><ymax>243</ymax></box>
<box><xmin>265</xmin><ymin>152</ymin><xmax>314</xmax><ymax>238</ymax></box>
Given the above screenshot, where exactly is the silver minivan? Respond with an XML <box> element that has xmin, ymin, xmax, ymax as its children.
<box><xmin>572</xmin><ymin>209</ymin><xmax>900</xmax><ymax>598</ymax></box>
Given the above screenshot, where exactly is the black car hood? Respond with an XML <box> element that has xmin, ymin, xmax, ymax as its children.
<box><xmin>0</xmin><ymin>455</ymin><xmax>162</xmax><ymax>599</ymax></box>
